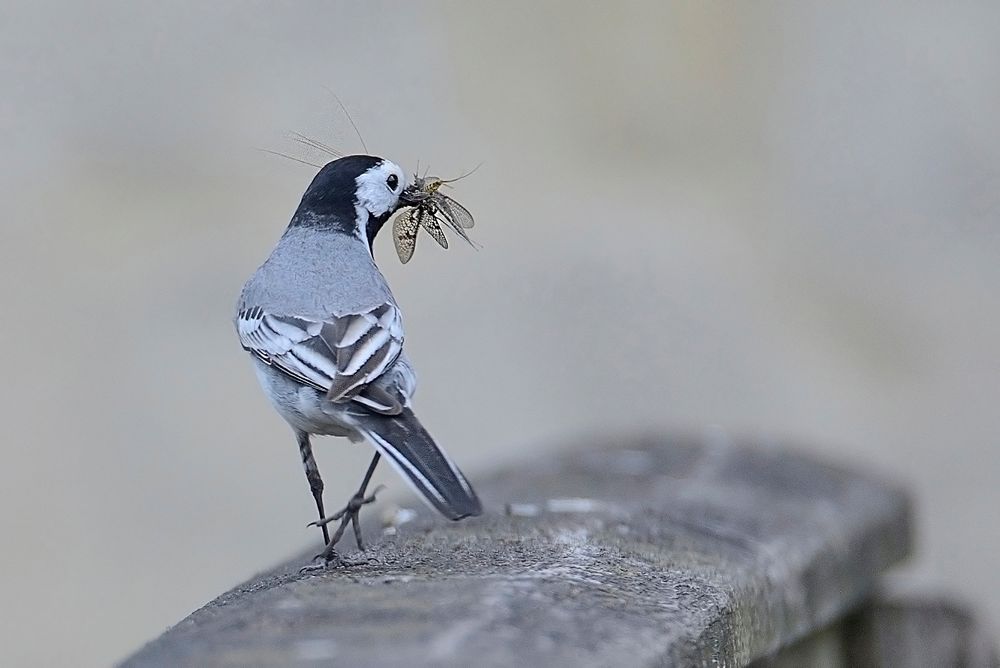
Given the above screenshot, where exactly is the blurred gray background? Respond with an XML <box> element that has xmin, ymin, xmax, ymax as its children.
<box><xmin>2</xmin><ymin>2</ymin><xmax>998</xmax><ymax>665</ymax></box>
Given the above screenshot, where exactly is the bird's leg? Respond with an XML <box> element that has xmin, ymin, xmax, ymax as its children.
<box><xmin>296</xmin><ymin>431</ymin><xmax>330</xmax><ymax>545</ymax></box>
<box><xmin>309</xmin><ymin>452</ymin><xmax>382</xmax><ymax>561</ymax></box>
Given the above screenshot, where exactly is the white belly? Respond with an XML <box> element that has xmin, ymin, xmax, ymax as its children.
<box><xmin>252</xmin><ymin>359</ymin><xmax>355</xmax><ymax>437</ymax></box>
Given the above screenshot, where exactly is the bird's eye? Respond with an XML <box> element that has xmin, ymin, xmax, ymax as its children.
<box><xmin>386</xmin><ymin>174</ymin><xmax>399</xmax><ymax>191</ymax></box>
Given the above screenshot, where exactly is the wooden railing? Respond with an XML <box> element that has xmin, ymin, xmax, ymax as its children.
<box><xmin>122</xmin><ymin>434</ymin><xmax>996</xmax><ymax>667</ymax></box>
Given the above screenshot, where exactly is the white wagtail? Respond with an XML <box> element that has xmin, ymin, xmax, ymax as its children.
<box><xmin>235</xmin><ymin>155</ymin><xmax>481</xmax><ymax>562</ymax></box>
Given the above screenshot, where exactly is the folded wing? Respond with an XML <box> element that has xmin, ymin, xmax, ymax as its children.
<box><xmin>236</xmin><ymin>303</ymin><xmax>404</xmax><ymax>403</ymax></box>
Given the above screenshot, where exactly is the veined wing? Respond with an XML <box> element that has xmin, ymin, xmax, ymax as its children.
<box><xmin>417</xmin><ymin>205</ymin><xmax>449</xmax><ymax>249</ymax></box>
<box><xmin>437</xmin><ymin>193</ymin><xmax>475</xmax><ymax>229</ymax></box>
<box><xmin>432</xmin><ymin>194</ymin><xmax>476</xmax><ymax>246</ymax></box>
<box><xmin>392</xmin><ymin>209</ymin><xmax>420</xmax><ymax>264</ymax></box>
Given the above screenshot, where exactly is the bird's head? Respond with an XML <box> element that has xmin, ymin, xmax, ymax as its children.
<box><xmin>292</xmin><ymin>155</ymin><xmax>419</xmax><ymax>250</ymax></box>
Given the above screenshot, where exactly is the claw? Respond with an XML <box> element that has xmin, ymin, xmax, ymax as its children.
<box><xmin>308</xmin><ymin>508</ymin><xmax>344</xmax><ymax>529</ymax></box>
<box><xmin>306</xmin><ymin>453</ymin><xmax>384</xmax><ymax>556</ymax></box>
<box><xmin>308</xmin><ymin>481</ymin><xmax>386</xmax><ymax>555</ymax></box>
<box><xmin>300</xmin><ymin>556</ymin><xmax>333</xmax><ymax>573</ymax></box>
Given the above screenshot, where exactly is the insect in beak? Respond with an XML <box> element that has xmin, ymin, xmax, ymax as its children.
<box><xmin>399</xmin><ymin>184</ymin><xmax>428</xmax><ymax>206</ymax></box>
<box><xmin>390</xmin><ymin>172</ymin><xmax>478</xmax><ymax>264</ymax></box>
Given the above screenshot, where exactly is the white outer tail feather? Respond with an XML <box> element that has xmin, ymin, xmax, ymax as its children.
<box><xmin>364</xmin><ymin>430</ymin><xmax>447</xmax><ymax>508</ymax></box>
<box><xmin>358</xmin><ymin>426</ymin><xmax>479</xmax><ymax>519</ymax></box>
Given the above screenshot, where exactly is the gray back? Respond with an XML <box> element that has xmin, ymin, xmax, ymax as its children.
<box><xmin>238</xmin><ymin>225</ymin><xmax>396</xmax><ymax>320</ymax></box>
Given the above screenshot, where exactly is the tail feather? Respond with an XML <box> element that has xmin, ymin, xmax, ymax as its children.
<box><xmin>353</xmin><ymin>407</ymin><xmax>481</xmax><ymax>520</ymax></box>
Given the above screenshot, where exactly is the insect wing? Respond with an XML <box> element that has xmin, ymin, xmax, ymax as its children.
<box><xmin>438</xmin><ymin>194</ymin><xmax>475</xmax><ymax>229</ymax></box>
<box><xmin>429</xmin><ymin>195</ymin><xmax>474</xmax><ymax>246</ymax></box>
<box><xmin>416</xmin><ymin>205</ymin><xmax>449</xmax><ymax>249</ymax></box>
<box><xmin>392</xmin><ymin>209</ymin><xmax>419</xmax><ymax>263</ymax></box>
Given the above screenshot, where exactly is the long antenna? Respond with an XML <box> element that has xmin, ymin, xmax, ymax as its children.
<box><xmin>325</xmin><ymin>88</ymin><xmax>369</xmax><ymax>154</ymax></box>
<box><xmin>288</xmin><ymin>132</ymin><xmax>343</xmax><ymax>158</ymax></box>
<box><xmin>440</xmin><ymin>161</ymin><xmax>484</xmax><ymax>187</ymax></box>
<box><xmin>256</xmin><ymin>147</ymin><xmax>321</xmax><ymax>168</ymax></box>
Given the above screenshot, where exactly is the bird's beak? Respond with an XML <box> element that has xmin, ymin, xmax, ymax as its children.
<box><xmin>398</xmin><ymin>183</ymin><xmax>424</xmax><ymax>207</ymax></box>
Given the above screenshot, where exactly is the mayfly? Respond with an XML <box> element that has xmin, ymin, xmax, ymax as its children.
<box><xmin>393</xmin><ymin>169</ymin><xmax>479</xmax><ymax>264</ymax></box>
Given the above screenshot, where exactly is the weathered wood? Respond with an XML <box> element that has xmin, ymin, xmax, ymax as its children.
<box><xmin>123</xmin><ymin>433</ymin><xmax>914</xmax><ymax>667</ymax></box>
<box><xmin>753</xmin><ymin>593</ymin><xmax>999</xmax><ymax>667</ymax></box>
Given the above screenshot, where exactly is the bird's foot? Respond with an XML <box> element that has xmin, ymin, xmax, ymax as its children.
<box><xmin>298</xmin><ymin>549</ymin><xmax>381</xmax><ymax>573</ymax></box>
<box><xmin>299</xmin><ymin>555</ymin><xmax>339</xmax><ymax>573</ymax></box>
<box><xmin>308</xmin><ymin>484</ymin><xmax>385</xmax><ymax>556</ymax></box>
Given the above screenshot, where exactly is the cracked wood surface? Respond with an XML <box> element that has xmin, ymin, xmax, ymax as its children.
<box><xmin>122</xmin><ymin>433</ymin><xmax>912</xmax><ymax>667</ymax></box>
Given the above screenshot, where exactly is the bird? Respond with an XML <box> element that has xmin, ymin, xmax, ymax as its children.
<box><xmin>234</xmin><ymin>154</ymin><xmax>482</xmax><ymax>563</ymax></box>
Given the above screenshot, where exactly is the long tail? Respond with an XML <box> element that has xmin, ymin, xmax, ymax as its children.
<box><xmin>350</xmin><ymin>407</ymin><xmax>481</xmax><ymax>520</ymax></box>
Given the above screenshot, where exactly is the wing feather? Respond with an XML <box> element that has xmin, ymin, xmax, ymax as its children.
<box><xmin>237</xmin><ymin>303</ymin><xmax>403</xmax><ymax>401</ymax></box>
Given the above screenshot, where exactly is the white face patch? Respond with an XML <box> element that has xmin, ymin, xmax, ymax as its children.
<box><xmin>355</xmin><ymin>160</ymin><xmax>408</xmax><ymax>219</ymax></box>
